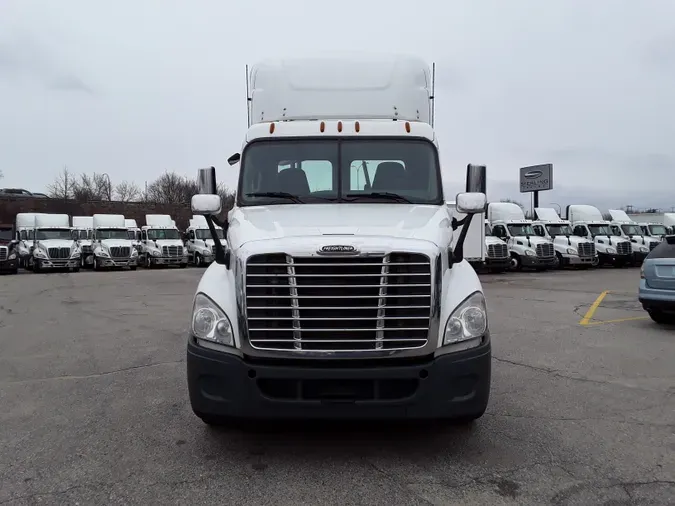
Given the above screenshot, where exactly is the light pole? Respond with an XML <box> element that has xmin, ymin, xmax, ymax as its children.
<box><xmin>101</xmin><ymin>173</ymin><xmax>112</xmax><ymax>200</ymax></box>
<box><xmin>550</xmin><ymin>202</ymin><xmax>562</xmax><ymax>216</ymax></box>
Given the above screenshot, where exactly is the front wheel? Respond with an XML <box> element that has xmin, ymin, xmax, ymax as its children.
<box><xmin>194</xmin><ymin>253</ymin><xmax>202</xmax><ymax>267</ymax></box>
<box><xmin>554</xmin><ymin>252</ymin><xmax>564</xmax><ymax>270</ymax></box>
<box><xmin>33</xmin><ymin>259</ymin><xmax>40</xmax><ymax>273</ymax></box>
<box><xmin>509</xmin><ymin>254</ymin><xmax>522</xmax><ymax>271</ymax></box>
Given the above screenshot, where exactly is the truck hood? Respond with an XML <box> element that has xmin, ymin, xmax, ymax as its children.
<box><xmin>552</xmin><ymin>235</ymin><xmax>590</xmax><ymax>247</ymax></box>
<box><xmin>510</xmin><ymin>235</ymin><xmax>550</xmax><ymax>246</ymax></box>
<box><xmin>149</xmin><ymin>239</ymin><xmax>184</xmax><ymax>248</ymax></box>
<box><xmin>36</xmin><ymin>239</ymin><xmax>75</xmax><ymax>249</ymax></box>
<box><xmin>228</xmin><ymin>204</ymin><xmax>451</xmax><ymax>249</ymax></box>
<box><xmin>99</xmin><ymin>239</ymin><xmax>133</xmax><ymax>248</ymax></box>
<box><xmin>485</xmin><ymin>236</ymin><xmax>505</xmax><ymax>246</ymax></box>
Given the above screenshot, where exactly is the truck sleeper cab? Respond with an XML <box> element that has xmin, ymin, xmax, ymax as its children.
<box><xmin>604</xmin><ymin>210</ymin><xmax>659</xmax><ymax>266</ymax></box>
<box><xmin>568</xmin><ymin>205</ymin><xmax>632</xmax><ymax>268</ymax></box>
<box><xmin>186</xmin><ymin>55</ymin><xmax>491</xmax><ymax>426</ymax></box>
<box><xmin>30</xmin><ymin>214</ymin><xmax>81</xmax><ymax>272</ymax></box>
<box><xmin>91</xmin><ymin>214</ymin><xmax>138</xmax><ymax>271</ymax></box>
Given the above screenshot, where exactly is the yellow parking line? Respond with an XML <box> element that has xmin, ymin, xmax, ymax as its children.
<box><xmin>584</xmin><ymin>316</ymin><xmax>649</xmax><ymax>326</ymax></box>
<box><xmin>579</xmin><ymin>290</ymin><xmax>610</xmax><ymax>325</ymax></box>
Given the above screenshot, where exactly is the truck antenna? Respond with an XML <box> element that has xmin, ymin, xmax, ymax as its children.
<box><xmin>430</xmin><ymin>62</ymin><xmax>436</xmax><ymax>128</ymax></box>
<box><xmin>245</xmin><ymin>64</ymin><xmax>251</xmax><ymax>128</ymax></box>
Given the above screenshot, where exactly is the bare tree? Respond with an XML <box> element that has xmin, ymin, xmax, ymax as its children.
<box><xmin>217</xmin><ymin>183</ymin><xmax>235</xmax><ymax>212</ymax></box>
<box><xmin>70</xmin><ymin>172</ymin><xmax>112</xmax><ymax>201</ymax></box>
<box><xmin>146</xmin><ymin>171</ymin><xmax>199</xmax><ymax>204</ymax></box>
<box><xmin>114</xmin><ymin>180</ymin><xmax>141</xmax><ymax>202</ymax></box>
<box><xmin>47</xmin><ymin>167</ymin><xmax>76</xmax><ymax>199</ymax></box>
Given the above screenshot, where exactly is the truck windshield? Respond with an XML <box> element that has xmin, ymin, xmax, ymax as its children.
<box><xmin>485</xmin><ymin>224</ymin><xmax>492</xmax><ymax>236</ymax></box>
<box><xmin>507</xmin><ymin>224</ymin><xmax>535</xmax><ymax>236</ymax></box>
<box><xmin>97</xmin><ymin>229</ymin><xmax>129</xmax><ymax>240</ymax></box>
<box><xmin>147</xmin><ymin>229</ymin><xmax>180</xmax><ymax>240</ymax></box>
<box><xmin>74</xmin><ymin>230</ymin><xmax>89</xmax><ymax>240</ymax></box>
<box><xmin>588</xmin><ymin>224</ymin><xmax>612</xmax><ymax>237</ymax></box>
<box><xmin>127</xmin><ymin>230</ymin><xmax>136</xmax><ymax>240</ymax></box>
<box><xmin>649</xmin><ymin>224</ymin><xmax>667</xmax><ymax>236</ymax></box>
<box><xmin>35</xmin><ymin>229</ymin><xmax>72</xmax><ymax>240</ymax></box>
<box><xmin>621</xmin><ymin>224</ymin><xmax>643</xmax><ymax>236</ymax></box>
<box><xmin>546</xmin><ymin>224</ymin><xmax>573</xmax><ymax>236</ymax></box>
<box><xmin>238</xmin><ymin>138</ymin><xmax>442</xmax><ymax>206</ymax></box>
<box><xmin>196</xmin><ymin>229</ymin><xmax>223</xmax><ymax>240</ymax></box>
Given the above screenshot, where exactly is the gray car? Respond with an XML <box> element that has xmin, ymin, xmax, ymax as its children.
<box><xmin>638</xmin><ymin>235</ymin><xmax>675</xmax><ymax>325</ymax></box>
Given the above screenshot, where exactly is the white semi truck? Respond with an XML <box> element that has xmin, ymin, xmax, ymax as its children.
<box><xmin>31</xmin><ymin>214</ymin><xmax>81</xmax><ymax>272</ymax></box>
<box><xmin>604</xmin><ymin>209</ymin><xmax>660</xmax><ymax>265</ymax></box>
<box><xmin>139</xmin><ymin>214</ymin><xmax>187</xmax><ymax>268</ymax></box>
<box><xmin>487</xmin><ymin>202</ymin><xmax>556</xmax><ymax>271</ymax></box>
<box><xmin>532</xmin><ymin>207</ymin><xmax>597</xmax><ymax>268</ymax></box>
<box><xmin>567</xmin><ymin>205</ymin><xmax>632</xmax><ymax>267</ymax></box>
<box><xmin>186</xmin><ymin>55</ymin><xmax>491</xmax><ymax>427</ymax></box>
<box><xmin>125</xmin><ymin>219</ymin><xmax>141</xmax><ymax>253</ymax></box>
<box><xmin>91</xmin><ymin>214</ymin><xmax>138</xmax><ymax>270</ymax></box>
<box><xmin>483</xmin><ymin>221</ymin><xmax>511</xmax><ymax>273</ymax></box>
<box><xmin>71</xmin><ymin>216</ymin><xmax>94</xmax><ymax>268</ymax></box>
<box><xmin>185</xmin><ymin>215</ymin><xmax>226</xmax><ymax>267</ymax></box>
<box><xmin>15</xmin><ymin>212</ymin><xmax>45</xmax><ymax>269</ymax></box>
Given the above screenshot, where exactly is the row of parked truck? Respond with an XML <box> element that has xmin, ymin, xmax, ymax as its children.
<box><xmin>455</xmin><ymin>202</ymin><xmax>674</xmax><ymax>272</ymax></box>
<box><xmin>0</xmin><ymin>212</ymin><xmax>227</xmax><ymax>274</ymax></box>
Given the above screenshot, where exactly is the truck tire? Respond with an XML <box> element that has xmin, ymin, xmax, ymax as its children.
<box><xmin>509</xmin><ymin>253</ymin><xmax>522</xmax><ymax>271</ymax></box>
<box><xmin>180</xmin><ymin>262</ymin><xmax>188</xmax><ymax>269</ymax></box>
<box><xmin>33</xmin><ymin>259</ymin><xmax>41</xmax><ymax>273</ymax></box>
<box><xmin>194</xmin><ymin>253</ymin><xmax>202</xmax><ymax>267</ymax></box>
<box><xmin>130</xmin><ymin>265</ymin><xmax>137</xmax><ymax>271</ymax></box>
<box><xmin>554</xmin><ymin>252</ymin><xmax>564</xmax><ymax>269</ymax></box>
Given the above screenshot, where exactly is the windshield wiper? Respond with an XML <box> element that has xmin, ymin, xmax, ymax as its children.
<box><xmin>246</xmin><ymin>192</ymin><xmax>304</xmax><ymax>203</ymax></box>
<box><xmin>344</xmin><ymin>192</ymin><xmax>412</xmax><ymax>203</ymax></box>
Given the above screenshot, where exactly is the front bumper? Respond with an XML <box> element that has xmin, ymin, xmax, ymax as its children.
<box><xmin>187</xmin><ymin>336</ymin><xmax>491</xmax><ymax>421</ymax></box>
<box><xmin>35</xmin><ymin>258</ymin><xmax>80</xmax><ymax>269</ymax></box>
<box><xmin>0</xmin><ymin>258</ymin><xmax>19</xmax><ymax>272</ymax></box>
<box><xmin>485</xmin><ymin>257</ymin><xmax>510</xmax><ymax>269</ymax></box>
<box><xmin>598</xmin><ymin>252</ymin><xmax>631</xmax><ymax>265</ymax></box>
<box><xmin>97</xmin><ymin>256</ymin><xmax>138</xmax><ymax>267</ymax></box>
<box><xmin>521</xmin><ymin>255</ymin><xmax>556</xmax><ymax>267</ymax></box>
<box><xmin>633</xmin><ymin>251</ymin><xmax>649</xmax><ymax>265</ymax></box>
<box><xmin>565</xmin><ymin>254</ymin><xmax>595</xmax><ymax>265</ymax></box>
<box><xmin>151</xmin><ymin>256</ymin><xmax>186</xmax><ymax>265</ymax></box>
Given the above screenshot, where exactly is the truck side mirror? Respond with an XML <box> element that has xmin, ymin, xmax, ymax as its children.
<box><xmin>465</xmin><ymin>164</ymin><xmax>487</xmax><ymax>194</ymax></box>
<box><xmin>227</xmin><ymin>153</ymin><xmax>241</xmax><ymax>166</ymax></box>
<box><xmin>192</xmin><ymin>194</ymin><xmax>222</xmax><ymax>215</ymax></box>
<box><xmin>456</xmin><ymin>192</ymin><xmax>487</xmax><ymax>214</ymax></box>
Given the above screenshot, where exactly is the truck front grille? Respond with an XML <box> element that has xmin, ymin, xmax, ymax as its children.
<box><xmin>48</xmin><ymin>247</ymin><xmax>70</xmax><ymax>259</ymax></box>
<box><xmin>110</xmin><ymin>246</ymin><xmax>130</xmax><ymax>258</ymax></box>
<box><xmin>487</xmin><ymin>243</ymin><xmax>508</xmax><ymax>259</ymax></box>
<box><xmin>245</xmin><ymin>253</ymin><xmax>432</xmax><ymax>352</ymax></box>
<box><xmin>162</xmin><ymin>246</ymin><xmax>181</xmax><ymax>257</ymax></box>
<box><xmin>616</xmin><ymin>241</ymin><xmax>631</xmax><ymax>256</ymax></box>
<box><xmin>0</xmin><ymin>247</ymin><xmax>7</xmax><ymax>261</ymax></box>
<box><xmin>578</xmin><ymin>242</ymin><xmax>596</xmax><ymax>257</ymax></box>
<box><xmin>536</xmin><ymin>243</ymin><xmax>555</xmax><ymax>258</ymax></box>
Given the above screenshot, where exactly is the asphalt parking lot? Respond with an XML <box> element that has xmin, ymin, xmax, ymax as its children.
<box><xmin>0</xmin><ymin>266</ymin><xmax>673</xmax><ymax>505</ymax></box>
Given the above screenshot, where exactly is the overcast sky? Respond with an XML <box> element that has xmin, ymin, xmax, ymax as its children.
<box><xmin>1</xmin><ymin>0</ymin><xmax>674</xmax><ymax>206</ymax></box>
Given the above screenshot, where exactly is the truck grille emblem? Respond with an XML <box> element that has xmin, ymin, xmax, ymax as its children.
<box><xmin>318</xmin><ymin>244</ymin><xmax>358</xmax><ymax>255</ymax></box>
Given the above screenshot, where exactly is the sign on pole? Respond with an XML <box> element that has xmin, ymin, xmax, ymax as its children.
<box><xmin>519</xmin><ymin>164</ymin><xmax>553</xmax><ymax>193</ymax></box>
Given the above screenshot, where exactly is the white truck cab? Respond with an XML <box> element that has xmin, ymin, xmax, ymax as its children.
<box><xmin>185</xmin><ymin>215</ymin><xmax>227</xmax><ymax>267</ymax></box>
<box><xmin>567</xmin><ymin>205</ymin><xmax>632</xmax><ymax>267</ymax></box>
<box><xmin>125</xmin><ymin>219</ymin><xmax>141</xmax><ymax>253</ymax></box>
<box><xmin>483</xmin><ymin>220</ymin><xmax>510</xmax><ymax>273</ymax></box>
<box><xmin>532</xmin><ymin>207</ymin><xmax>597</xmax><ymax>269</ymax></box>
<box><xmin>604</xmin><ymin>209</ymin><xmax>659</xmax><ymax>264</ymax></box>
<box><xmin>71</xmin><ymin>216</ymin><xmax>94</xmax><ymax>268</ymax></box>
<box><xmin>91</xmin><ymin>214</ymin><xmax>138</xmax><ymax>270</ymax></box>
<box><xmin>664</xmin><ymin>213</ymin><xmax>675</xmax><ymax>236</ymax></box>
<box><xmin>186</xmin><ymin>55</ymin><xmax>491</xmax><ymax>426</ymax></box>
<box><xmin>637</xmin><ymin>222</ymin><xmax>668</xmax><ymax>240</ymax></box>
<box><xmin>31</xmin><ymin>214</ymin><xmax>81</xmax><ymax>272</ymax></box>
<box><xmin>139</xmin><ymin>214</ymin><xmax>187</xmax><ymax>268</ymax></box>
<box><xmin>487</xmin><ymin>202</ymin><xmax>555</xmax><ymax>271</ymax></box>
<box><xmin>15</xmin><ymin>212</ymin><xmax>46</xmax><ymax>269</ymax></box>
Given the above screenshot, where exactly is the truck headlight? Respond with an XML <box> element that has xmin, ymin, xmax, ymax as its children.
<box><xmin>34</xmin><ymin>249</ymin><xmax>47</xmax><ymax>259</ymax></box>
<box><xmin>566</xmin><ymin>248</ymin><xmax>577</xmax><ymax>255</ymax></box>
<box><xmin>191</xmin><ymin>293</ymin><xmax>234</xmax><ymax>347</ymax></box>
<box><xmin>71</xmin><ymin>251</ymin><xmax>81</xmax><ymax>258</ymax></box>
<box><xmin>443</xmin><ymin>291</ymin><xmax>487</xmax><ymax>346</ymax></box>
<box><xmin>131</xmin><ymin>249</ymin><xmax>138</xmax><ymax>257</ymax></box>
<box><xmin>8</xmin><ymin>252</ymin><xmax>16</xmax><ymax>260</ymax></box>
<box><xmin>97</xmin><ymin>251</ymin><xmax>110</xmax><ymax>257</ymax></box>
<box><xmin>639</xmin><ymin>246</ymin><xmax>648</xmax><ymax>253</ymax></box>
<box><xmin>606</xmin><ymin>247</ymin><xmax>616</xmax><ymax>254</ymax></box>
<box><xmin>151</xmin><ymin>250</ymin><xmax>162</xmax><ymax>257</ymax></box>
<box><xmin>524</xmin><ymin>249</ymin><xmax>535</xmax><ymax>256</ymax></box>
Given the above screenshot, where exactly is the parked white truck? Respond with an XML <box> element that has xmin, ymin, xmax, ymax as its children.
<box><xmin>487</xmin><ymin>202</ymin><xmax>555</xmax><ymax>270</ymax></box>
<box><xmin>185</xmin><ymin>215</ymin><xmax>227</xmax><ymax>267</ymax></box>
<box><xmin>139</xmin><ymin>214</ymin><xmax>187</xmax><ymax>268</ymax></box>
<box><xmin>15</xmin><ymin>212</ymin><xmax>44</xmax><ymax>269</ymax></box>
<box><xmin>567</xmin><ymin>205</ymin><xmax>632</xmax><ymax>267</ymax></box>
<box><xmin>71</xmin><ymin>216</ymin><xmax>94</xmax><ymax>268</ymax></box>
<box><xmin>532</xmin><ymin>207</ymin><xmax>597</xmax><ymax>268</ymax></box>
<box><xmin>125</xmin><ymin>219</ymin><xmax>141</xmax><ymax>253</ymax></box>
<box><xmin>604</xmin><ymin>209</ymin><xmax>660</xmax><ymax>265</ymax></box>
<box><xmin>91</xmin><ymin>214</ymin><xmax>138</xmax><ymax>270</ymax></box>
<box><xmin>186</xmin><ymin>55</ymin><xmax>491</xmax><ymax>427</ymax></box>
<box><xmin>31</xmin><ymin>214</ymin><xmax>81</xmax><ymax>272</ymax></box>
<box><xmin>483</xmin><ymin>220</ymin><xmax>511</xmax><ymax>272</ymax></box>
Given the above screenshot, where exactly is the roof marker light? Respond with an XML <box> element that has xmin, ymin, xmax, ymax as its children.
<box><xmin>355</xmin><ymin>121</ymin><xmax>360</xmax><ymax>133</ymax></box>
<box><xmin>320</xmin><ymin>121</ymin><xmax>325</xmax><ymax>133</ymax></box>
<box><xmin>269</xmin><ymin>123</ymin><xmax>275</xmax><ymax>134</ymax></box>
<box><xmin>405</xmin><ymin>121</ymin><xmax>411</xmax><ymax>133</ymax></box>
<box><xmin>337</xmin><ymin>121</ymin><xmax>343</xmax><ymax>133</ymax></box>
